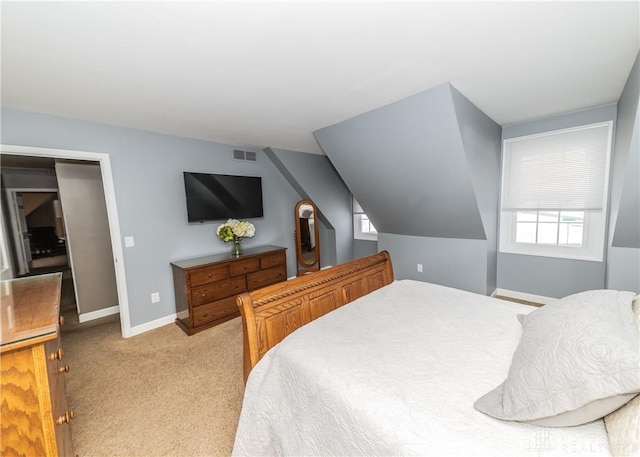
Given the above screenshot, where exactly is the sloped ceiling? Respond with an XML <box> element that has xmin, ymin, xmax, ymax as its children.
<box><xmin>314</xmin><ymin>83</ymin><xmax>499</xmax><ymax>241</ymax></box>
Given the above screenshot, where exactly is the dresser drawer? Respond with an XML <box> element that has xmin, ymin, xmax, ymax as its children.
<box><xmin>229</xmin><ymin>258</ymin><xmax>260</xmax><ymax>277</ymax></box>
<box><xmin>192</xmin><ymin>296</ymin><xmax>239</xmax><ymax>327</ymax></box>
<box><xmin>191</xmin><ymin>278</ymin><xmax>246</xmax><ymax>307</ymax></box>
<box><xmin>247</xmin><ymin>265</ymin><xmax>287</xmax><ymax>290</ymax></box>
<box><xmin>190</xmin><ymin>265</ymin><xmax>228</xmax><ymax>288</ymax></box>
<box><xmin>260</xmin><ymin>251</ymin><xmax>286</xmax><ymax>269</ymax></box>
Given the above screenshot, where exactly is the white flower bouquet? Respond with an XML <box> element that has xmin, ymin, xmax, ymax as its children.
<box><xmin>216</xmin><ymin>219</ymin><xmax>256</xmax><ymax>241</ymax></box>
<box><xmin>216</xmin><ymin>219</ymin><xmax>255</xmax><ymax>255</ymax></box>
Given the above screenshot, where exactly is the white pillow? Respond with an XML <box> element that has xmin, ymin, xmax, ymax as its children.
<box><xmin>475</xmin><ymin>290</ymin><xmax>639</xmax><ymax>426</ymax></box>
<box><xmin>603</xmin><ymin>294</ymin><xmax>640</xmax><ymax>456</ymax></box>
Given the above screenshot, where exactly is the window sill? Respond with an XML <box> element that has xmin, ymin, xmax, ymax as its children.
<box><xmin>499</xmin><ymin>247</ymin><xmax>603</xmax><ymax>263</ymax></box>
<box><xmin>354</xmin><ymin>234</ymin><xmax>378</xmax><ymax>242</ymax></box>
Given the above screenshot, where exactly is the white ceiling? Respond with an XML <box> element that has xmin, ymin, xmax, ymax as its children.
<box><xmin>2</xmin><ymin>1</ymin><xmax>638</xmax><ymax>155</ymax></box>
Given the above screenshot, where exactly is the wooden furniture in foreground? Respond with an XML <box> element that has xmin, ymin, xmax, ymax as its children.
<box><xmin>237</xmin><ymin>250</ymin><xmax>394</xmax><ymax>381</ymax></box>
<box><xmin>172</xmin><ymin>245</ymin><xmax>287</xmax><ymax>335</ymax></box>
<box><xmin>0</xmin><ymin>273</ymin><xmax>74</xmax><ymax>457</ymax></box>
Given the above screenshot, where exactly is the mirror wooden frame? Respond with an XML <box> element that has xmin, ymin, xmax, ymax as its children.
<box><xmin>294</xmin><ymin>200</ymin><xmax>320</xmax><ymax>276</ymax></box>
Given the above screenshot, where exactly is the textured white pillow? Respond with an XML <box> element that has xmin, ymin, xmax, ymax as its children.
<box><xmin>604</xmin><ymin>294</ymin><xmax>640</xmax><ymax>456</ymax></box>
<box><xmin>475</xmin><ymin>290</ymin><xmax>640</xmax><ymax>426</ymax></box>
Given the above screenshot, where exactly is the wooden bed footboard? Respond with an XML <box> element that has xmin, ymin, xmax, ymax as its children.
<box><xmin>236</xmin><ymin>251</ymin><xmax>394</xmax><ymax>381</ymax></box>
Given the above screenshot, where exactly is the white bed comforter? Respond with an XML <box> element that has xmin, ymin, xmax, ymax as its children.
<box><xmin>232</xmin><ymin>280</ymin><xmax>611</xmax><ymax>456</ymax></box>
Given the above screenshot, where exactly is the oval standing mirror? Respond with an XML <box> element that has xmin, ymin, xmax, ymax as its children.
<box><xmin>294</xmin><ymin>200</ymin><xmax>320</xmax><ymax>276</ymax></box>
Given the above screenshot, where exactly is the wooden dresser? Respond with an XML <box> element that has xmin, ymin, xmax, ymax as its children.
<box><xmin>172</xmin><ymin>245</ymin><xmax>287</xmax><ymax>335</ymax></box>
<box><xmin>0</xmin><ymin>273</ymin><xmax>74</xmax><ymax>457</ymax></box>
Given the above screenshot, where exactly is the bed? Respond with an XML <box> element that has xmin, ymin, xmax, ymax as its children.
<box><xmin>233</xmin><ymin>251</ymin><xmax>640</xmax><ymax>456</ymax></box>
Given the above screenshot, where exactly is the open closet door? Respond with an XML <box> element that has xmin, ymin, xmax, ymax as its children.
<box><xmin>55</xmin><ymin>161</ymin><xmax>119</xmax><ymax>320</ymax></box>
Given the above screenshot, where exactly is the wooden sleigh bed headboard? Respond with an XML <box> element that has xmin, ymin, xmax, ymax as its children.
<box><xmin>236</xmin><ymin>251</ymin><xmax>394</xmax><ymax>381</ymax></box>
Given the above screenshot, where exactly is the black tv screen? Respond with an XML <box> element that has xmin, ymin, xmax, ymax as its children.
<box><xmin>183</xmin><ymin>172</ymin><xmax>264</xmax><ymax>222</ymax></box>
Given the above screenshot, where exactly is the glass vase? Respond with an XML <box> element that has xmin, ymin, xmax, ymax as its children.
<box><xmin>231</xmin><ymin>236</ymin><xmax>244</xmax><ymax>256</ymax></box>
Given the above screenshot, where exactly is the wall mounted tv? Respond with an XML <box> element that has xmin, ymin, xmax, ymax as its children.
<box><xmin>183</xmin><ymin>172</ymin><xmax>264</xmax><ymax>222</ymax></box>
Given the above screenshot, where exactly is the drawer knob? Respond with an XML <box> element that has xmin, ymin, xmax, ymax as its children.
<box><xmin>59</xmin><ymin>364</ymin><xmax>70</xmax><ymax>373</ymax></box>
<box><xmin>201</xmin><ymin>293</ymin><xmax>206</xmax><ymax>297</ymax></box>
<box><xmin>59</xmin><ymin>316</ymin><xmax>65</xmax><ymax>326</ymax></box>
<box><xmin>208</xmin><ymin>273</ymin><xmax>212</xmax><ymax>278</ymax></box>
<box><xmin>56</xmin><ymin>410</ymin><xmax>75</xmax><ymax>425</ymax></box>
<box><xmin>49</xmin><ymin>348</ymin><xmax>64</xmax><ymax>361</ymax></box>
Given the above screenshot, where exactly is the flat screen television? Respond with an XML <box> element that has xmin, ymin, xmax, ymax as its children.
<box><xmin>183</xmin><ymin>172</ymin><xmax>264</xmax><ymax>222</ymax></box>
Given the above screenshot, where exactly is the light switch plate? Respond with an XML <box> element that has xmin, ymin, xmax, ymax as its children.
<box><xmin>124</xmin><ymin>236</ymin><xmax>135</xmax><ymax>247</ymax></box>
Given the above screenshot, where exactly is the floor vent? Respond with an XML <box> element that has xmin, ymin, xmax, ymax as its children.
<box><xmin>232</xmin><ymin>149</ymin><xmax>257</xmax><ymax>162</ymax></box>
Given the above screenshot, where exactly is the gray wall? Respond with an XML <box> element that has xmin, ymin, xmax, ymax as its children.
<box><xmin>497</xmin><ymin>104</ymin><xmax>618</xmax><ymax>297</ymax></box>
<box><xmin>449</xmin><ymin>86</ymin><xmax>502</xmax><ymax>293</ymax></box>
<box><xmin>315</xmin><ymin>83</ymin><xmax>487</xmax><ymax>240</ymax></box>
<box><xmin>264</xmin><ymin>147</ymin><xmax>353</xmax><ymax>267</ymax></box>
<box><xmin>354</xmin><ymin>239</ymin><xmax>378</xmax><ymax>259</ymax></box>
<box><xmin>314</xmin><ymin>83</ymin><xmax>501</xmax><ymax>294</ymax></box>
<box><xmin>379</xmin><ymin>233</ymin><xmax>489</xmax><ymax>294</ymax></box>
<box><xmin>1</xmin><ymin>108</ymin><xmax>303</xmax><ymax>327</ymax></box>
<box><xmin>608</xmin><ymin>52</ymin><xmax>640</xmax><ymax>292</ymax></box>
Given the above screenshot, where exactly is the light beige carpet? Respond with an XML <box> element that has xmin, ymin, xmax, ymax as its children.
<box><xmin>61</xmin><ymin>281</ymin><xmax>244</xmax><ymax>456</ymax></box>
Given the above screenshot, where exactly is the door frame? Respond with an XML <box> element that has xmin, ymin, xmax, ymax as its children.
<box><xmin>1</xmin><ymin>144</ymin><xmax>132</xmax><ymax>338</ymax></box>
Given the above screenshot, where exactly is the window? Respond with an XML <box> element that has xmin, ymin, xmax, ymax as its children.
<box><xmin>514</xmin><ymin>211</ymin><xmax>584</xmax><ymax>245</ymax></box>
<box><xmin>499</xmin><ymin>121</ymin><xmax>612</xmax><ymax>261</ymax></box>
<box><xmin>353</xmin><ymin>197</ymin><xmax>377</xmax><ymax>241</ymax></box>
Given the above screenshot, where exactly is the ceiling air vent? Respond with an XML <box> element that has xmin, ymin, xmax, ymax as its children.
<box><xmin>232</xmin><ymin>149</ymin><xmax>257</xmax><ymax>162</ymax></box>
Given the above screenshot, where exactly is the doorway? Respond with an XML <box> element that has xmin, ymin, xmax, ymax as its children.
<box><xmin>0</xmin><ymin>144</ymin><xmax>131</xmax><ymax>338</ymax></box>
<box><xmin>5</xmin><ymin>188</ymin><xmax>68</xmax><ymax>275</ymax></box>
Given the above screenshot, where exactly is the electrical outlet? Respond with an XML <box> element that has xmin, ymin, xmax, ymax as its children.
<box><xmin>151</xmin><ymin>292</ymin><xmax>160</xmax><ymax>303</ymax></box>
<box><xmin>417</xmin><ymin>263</ymin><xmax>423</xmax><ymax>273</ymax></box>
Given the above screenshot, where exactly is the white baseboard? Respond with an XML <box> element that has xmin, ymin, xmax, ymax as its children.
<box><xmin>78</xmin><ymin>305</ymin><xmax>120</xmax><ymax>323</ymax></box>
<box><xmin>492</xmin><ymin>288</ymin><xmax>554</xmax><ymax>305</ymax></box>
<box><xmin>129</xmin><ymin>313</ymin><xmax>177</xmax><ymax>337</ymax></box>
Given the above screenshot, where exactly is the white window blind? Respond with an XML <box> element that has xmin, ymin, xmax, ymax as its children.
<box><xmin>502</xmin><ymin>122</ymin><xmax>612</xmax><ymax>211</ymax></box>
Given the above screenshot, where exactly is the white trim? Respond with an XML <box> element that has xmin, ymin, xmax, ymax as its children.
<box><xmin>129</xmin><ymin>313</ymin><xmax>177</xmax><ymax>337</ymax></box>
<box><xmin>78</xmin><ymin>305</ymin><xmax>120</xmax><ymax>323</ymax></box>
<box><xmin>0</xmin><ymin>144</ymin><xmax>132</xmax><ymax>338</ymax></box>
<box><xmin>492</xmin><ymin>288</ymin><xmax>555</xmax><ymax>305</ymax></box>
<box><xmin>504</xmin><ymin>120</ymin><xmax>614</xmax><ymax>146</ymax></box>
